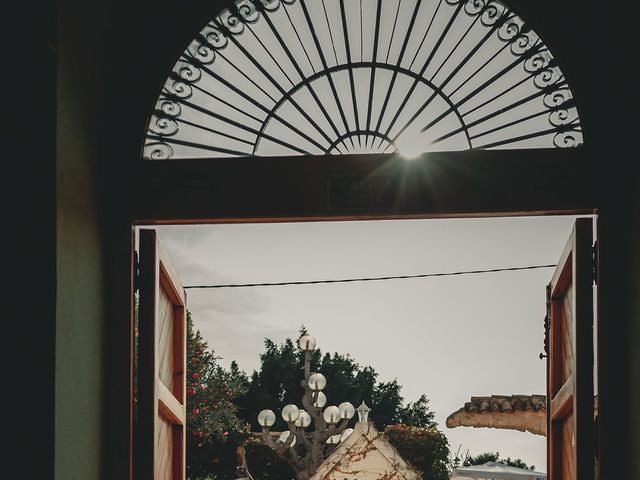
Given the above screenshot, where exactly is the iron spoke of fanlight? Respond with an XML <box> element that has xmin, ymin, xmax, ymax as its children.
<box><xmin>176</xmin><ymin>117</ymin><xmax>256</xmax><ymax>147</ymax></box>
<box><xmin>389</xmin><ymin>8</ymin><xmax>514</xmax><ymax>147</ymax></box>
<box><xmin>328</xmin><ymin>129</ymin><xmax>397</xmax><ymax>154</ymax></box>
<box><xmin>178</xmin><ymin>96</ymin><xmax>312</xmax><ymax>155</ymax></box>
<box><xmin>364</xmin><ymin>0</ymin><xmax>383</xmax><ymax>150</ymax></box>
<box><xmin>432</xmin><ymin>79</ymin><xmax>569</xmax><ymax>145</ymax></box>
<box><xmin>213</xmin><ymin>18</ymin><xmax>335</xmax><ymax>148</ymax></box>
<box><xmin>245</xmin><ymin>23</ymin><xmax>297</xmax><ymax>88</ymax></box>
<box><xmin>372</xmin><ymin>0</ymin><xmax>423</xmax><ymax>137</ymax></box>
<box><xmin>252</xmin><ymin>3</ymin><xmax>344</xmax><ymax>153</ymax></box>
<box><xmin>269</xmin><ymin>1</ymin><xmax>347</xmax><ymax>148</ymax></box>
<box><xmin>299</xmin><ymin>0</ymin><xmax>354</xmax><ymax>147</ymax></box>
<box><xmin>476</xmin><ymin>120</ymin><xmax>581</xmax><ymax>149</ymax></box>
<box><xmin>143</xmin><ymin>0</ymin><xmax>583</xmax><ymax>160</ymax></box>
<box><xmin>146</xmin><ymin>135</ymin><xmax>250</xmax><ymax>157</ymax></box>
<box><xmin>194</xmin><ymin>58</ymin><xmax>326</xmax><ymax>152</ymax></box>
<box><xmin>282</xmin><ymin>3</ymin><xmax>315</xmax><ymax>75</ymax></box>
<box><xmin>460</xmin><ymin>68</ymin><xmax>532</xmax><ymax>118</ymax></box>
<box><xmin>258</xmin><ymin>62</ymin><xmax>468</xmax><ymax>152</ymax></box>
<box><xmin>339</xmin><ymin>0</ymin><xmax>362</xmax><ymax>145</ymax></box>
<box><xmin>406</xmin><ymin>39</ymin><xmax>546</xmax><ymax>146</ymax></box>
<box><xmin>377</xmin><ymin>0</ymin><xmax>465</xmax><ymax>150</ymax></box>
<box><xmin>242</xmin><ymin>5</ymin><xmax>343</xmax><ymax>147</ymax></box>
<box><xmin>188</xmin><ymin>82</ymin><xmax>263</xmax><ymax>124</ymax></box>
<box><xmin>469</xmin><ymin>108</ymin><xmax>554</xmax><ymax>141</ymax></box>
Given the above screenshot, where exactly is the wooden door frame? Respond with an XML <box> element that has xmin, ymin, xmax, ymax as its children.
<box><xmin>132</xmin><ymin>148</ymin><xmax>593</xmax><ymax>223</ymax></box>
<box><xmin>546</xmin><ymin>218</ymin><xmax>594</xmax><ymax>480</ymax></box>
<box><xmin>138</xmin><ymin>229</ymin><xmax>188</xmax><ymax>480</ymax></box>
<box><xmin>108</xmin><ymin>145</ymin><xmax>598</xmax><ymax>479</ymax></box>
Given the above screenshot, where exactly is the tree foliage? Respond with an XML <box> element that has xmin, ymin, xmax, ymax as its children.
<box><xmin>464</xmin><ymin>451</ymin><xmax>535</xmax><ymax>471</ymax></box>
<box><xmin>185</xmin><ymin>313</ymin><xmax>250</xmax><ymax>479</ymax></box>
<box><xmin>238</xmin><ymin>328</ymin><xmax>436</xmax><ymax>433</ymax></box>
<box><xmin>181</xmin><ymin>324</ymin><xmax>448</xmax><ymax>479</ymax></box>
<box><xmin>233</xmin><ymin>329</ymin><xmax>446</xmax><ymax>480</ymax></box>
<box><xmin>385</xmin><ymin>424</ymin><xmax>451</xmax><ymax>480</ymax></box>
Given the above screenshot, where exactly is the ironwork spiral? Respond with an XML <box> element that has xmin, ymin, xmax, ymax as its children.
<box><xmin>143</xmin><ymin>0</ymin><xmax>582</xmax><ymax>160</ymax></box>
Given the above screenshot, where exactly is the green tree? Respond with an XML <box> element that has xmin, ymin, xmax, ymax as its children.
<box><xmin>385</xmin><ymin>424</ymin><xmax>451</xmax><ymax>480</ymax></box>
<box><xmin>464</xmin><ymin>451</ymin><xmax>535</xmax><ymax>471</ymax></box>
<box><xmin>175</xmin><ymin>324</ymin><xmax>449</xmax><ymax>479</ymax></box>
<box><xmin>185</xmin><ymin>313</ymin><xmax>250</xmax><ymax>479</ymax></box>
<box><xmin>235</xmin><ymin>335</ymin><xmax>318</xmax><ymax>432</ymax></box>
<box><xmin>399</xmin><ymin>394</ymin><xmax>436</xmax><ymax>427</ymax></box>
<box><xmin>237</xmin><ymin>329</ymin><xmax>448</xmax><ymax>479</ymax></box>
<box><xmin>240</xmin><ymin>329</ymin><xmax>436</xmax><ymax>432</ymax></box>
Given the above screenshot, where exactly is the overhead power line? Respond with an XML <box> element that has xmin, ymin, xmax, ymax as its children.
<box><xmin>184</xmin><ymin>264</ymin><xmax>556</xmax><ymax>289</ymax></box>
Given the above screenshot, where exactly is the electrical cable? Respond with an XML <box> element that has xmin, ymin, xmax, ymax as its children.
<box><xmin>184</xmin><ymin>264</ymin><xmax>556</xmax><ymax>289</ymax></box>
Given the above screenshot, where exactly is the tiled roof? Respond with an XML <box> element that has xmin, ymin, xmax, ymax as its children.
<box><xmin>462</xmin><ymin>395</ymin><xmax>546</xmax><ymax>413</ymax></box>
<box><xmin>446</xmin><ymin>394</ymin><xmax>547</xmax><ymax>436</ymax></box>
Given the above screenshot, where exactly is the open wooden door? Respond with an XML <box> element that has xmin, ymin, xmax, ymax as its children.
<box><xmin>138</xmin><ymin>229</ymin><xmax>187</xmax><ymax>480</ymax></box>
<box><xmin>546</xmin><ymin>218</ymin><xmax>595</xmax><ymax>480</ymax></box>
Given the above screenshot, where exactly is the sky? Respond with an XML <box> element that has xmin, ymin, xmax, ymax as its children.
<box><xmin>150</xmin><ymin>214</ymin><xmax>584</xmax><ymax>472</ymax></box>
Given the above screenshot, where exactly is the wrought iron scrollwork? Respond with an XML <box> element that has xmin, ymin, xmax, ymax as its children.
<box><xmin>144</xmin><ymin>141</ymin><xmax>174</xmax><ymax>160</ymax></box>
<box><xmin>143</xmin><ymin>0</ymin><xmax>583</xmax><ymax>159</ymax></box>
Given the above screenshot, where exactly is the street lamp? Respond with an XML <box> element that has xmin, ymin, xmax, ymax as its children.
<box><xmin>339</xmin><ymin>401</ymin><xmax>355</xmax><ymax>420</ymax></box>
<box><xmin>357</xmin><ymin>401</ymin><xmax>371</xmax><ymax>433</ymax></box>
<box><xmin>298</xmin><ymin>335</ymin><xmax>317</xmax><ymax>352</ymax></box>
<box><xmin>295</xmin><ymin>409</ymin><xmax>312</xmax><ymax>428</ymax></box>
<box><xmin>256</xmin><ymin>334</ymin><xmax>364</xmax><ymax>480</ymax></box>
<box><xmin>313</xmin><ymin>391</ymin><xmax>327</xmax><ymax>408</ymax></box>
<box><xmin>258</xmin><ymin>409</ymin><xmax>276</xmax><ymax>428</ymax></box>
<box><xmin>282</xmin><ymin>404</ymin><xmax>300</xmax><ymax>423</ymax></box>
<box><xmin>357</xmin><ymin>401</ymin><xmax>370</xmax><ymax>423</ymax></box>
<box><xmin>322</xmin><ymin>405</ymin><xmax>340</xmax><ymax>425</ymax></box>
<box><xmin>308</xmin><ymin>372</ymin><xmax>327</xmax><ymax>391</ymax></box>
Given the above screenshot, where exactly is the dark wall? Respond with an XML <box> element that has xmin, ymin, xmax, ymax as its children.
<box><xmin>12</xmin><ymin>0</ymin><xmax>57</xmax><ymax>478</ymax></box>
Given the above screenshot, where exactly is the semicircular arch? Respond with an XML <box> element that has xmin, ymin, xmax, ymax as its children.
<box><xmin>143</xmin><ymin>0</ymin><xmax>583</xmax><ymax>160</ymax></box>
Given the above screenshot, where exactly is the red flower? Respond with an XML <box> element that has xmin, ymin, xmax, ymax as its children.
<box><xmin>193</xmin><ymin>408</ymin><xmax>200</xmax><ymax>414</ymax></box>
<box><xmin>192</xmin><ymin>373</ymin><xmax>200</xmax><ymax>379</ymax></box>
<box><xmin>223</xmin><ymin>431</ymin><xmax>229</xmax><ymax>436</ymax></box>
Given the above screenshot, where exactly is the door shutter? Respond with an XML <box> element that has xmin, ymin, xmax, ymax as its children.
<box><xmin>546</xmin><ymin>218</ymin><xmax>594</xmax><ymax>480</ymax></box>
<box><xmin>138</xmin><ymin>229</ymin><xmax>187</xmax><ymax>480</ymax></box>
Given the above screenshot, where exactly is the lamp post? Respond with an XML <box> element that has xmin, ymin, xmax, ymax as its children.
<box><xmin>356</xmin><ymin>401</ymin><xmax>371</xmax><ymax>433</ymax></box>
<box><xmin>257</xmin><ymin>335</ymin><xmax>357</xmax><ymax>480</ymax></box>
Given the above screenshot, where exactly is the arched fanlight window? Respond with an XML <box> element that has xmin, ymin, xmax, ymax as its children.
<box><xmin>143</xmin><ymin>0</ymin><xmax>582</xmax><ymax>160</ymax></box>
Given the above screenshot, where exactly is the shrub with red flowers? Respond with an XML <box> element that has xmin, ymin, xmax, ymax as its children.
<box><xmin>385</xmin><ymin>424</ymin><xmax>451</xmax><ymax>480</ymax></box>
<box><xmin>186</xmin><ymin>312</ymin><xmax>250</xmax><ymax>479</ymax></box>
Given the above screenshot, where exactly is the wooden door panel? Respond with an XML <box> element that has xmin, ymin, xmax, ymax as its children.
<box><xmin>156</xmin><ymin>416</ymin><xmax>174</xmax><ymax>480</ymax></box>
<box><xmin>560</xmin><ymin>416</ymin><xmax>576</xmax><ymax>479</ymax></box>
<box><xmin>138</xmin><ymin>229</ymin><xmax>187</xmax><ymax>480</ymax></box>
<box><xmin>551</xmin><ymin>283</ymin><xmax>574</xmax><ymax>393</ymax></box>
<box><xmin>158</xmin><ymin>288</ymin><xmax>176</xmax><ymax>391</ymax></box>
<box><xmin>546</xmin><ymin>218</ymin><xmax>594</xmax><ymax>480</ymax></box>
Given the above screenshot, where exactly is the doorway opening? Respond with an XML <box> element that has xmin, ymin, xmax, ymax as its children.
<box><xmin>134</xmin><ymin>214</ymin><xmax>596</xmax><ymax>479</ymax></box>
